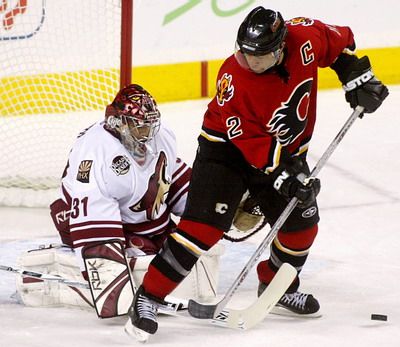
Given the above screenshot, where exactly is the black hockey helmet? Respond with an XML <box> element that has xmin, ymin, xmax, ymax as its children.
<box><xmin>236</xmin><ymin>7</ymin><xmax>287</xmax><ymax>56</ymax></box>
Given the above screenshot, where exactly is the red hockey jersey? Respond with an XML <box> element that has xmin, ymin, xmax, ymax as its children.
<box><xmin>202</xmin><ymin>17</ymin><xmax>355</xmax><ymax>172</ymax></box>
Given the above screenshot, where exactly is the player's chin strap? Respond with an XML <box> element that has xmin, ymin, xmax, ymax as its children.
<box><xmin>188</xmin><ymin>106</ymin><xmax>365</xmax><ymax>321</ymax></box>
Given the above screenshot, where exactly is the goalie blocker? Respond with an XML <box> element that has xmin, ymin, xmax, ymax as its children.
<box><xmin>15</xmin><ymin>239</ymin><xmax>224</xmax><ymax>318</ymax></box>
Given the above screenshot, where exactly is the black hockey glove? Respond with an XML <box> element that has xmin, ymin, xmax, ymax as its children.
<box><xmin>272</xmin><ymin>157</ymin><xmax>320</xmax><ymax>208</ymax></box>
<box><xmin>332</xmin><ymin>54</ymin><xmax>389</xmax><ymax>115</ymax></box>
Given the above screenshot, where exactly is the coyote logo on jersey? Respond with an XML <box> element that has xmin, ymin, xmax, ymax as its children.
<box><xmin>216</xmin><ymin>73</ymin><xmax>234</xmax><ymax>106</ymax></box>
<box><xmin>129</xmin><ymin>152</ymin><xmax>171</xmax><ymax>220</ymax></box>
<box><xmin>267</xmin><ymin>78</ymin><xmax>313</xmax><ymax>146</ymax></box>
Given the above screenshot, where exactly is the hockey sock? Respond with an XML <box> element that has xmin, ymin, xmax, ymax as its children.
<box><xmin>142</xmin><ymin>219</ymin><xmax>223</xmax><ymax>299</ymax></box>
<box><xmin>257</xmin><ymin>224</ymin><xmax>318</xmax><ymax>292</ymax></box>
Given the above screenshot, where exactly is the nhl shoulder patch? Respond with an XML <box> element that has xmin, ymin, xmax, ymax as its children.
<box><xmin>111</xmin><ymin>155</ymin><xmax>130</xmax><ymax>176</ymax></box>
<box><xmin>77</xmin><ymin>160</ymin><xmax>93</xmax><ymax>183</ymax></box>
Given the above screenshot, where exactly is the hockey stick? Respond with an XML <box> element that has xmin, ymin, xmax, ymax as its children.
<box><xmin>0</xmin><ymin>264</ymin><xmax>90</xmax><ymax>289</ymax></box>
<box><xmin>211</xmin><ymin>262</ymin><xmax>296</xmax><ymax>329</ymax></box>
<box><xmin>0</xmin><ymin>263</ymin><xmax>187</xmax><ymax>312</ymax></box>
<box><xmin>189</xmin><ymin>105</ymin><xmax>365</xmax><ymax>321</ymax></box>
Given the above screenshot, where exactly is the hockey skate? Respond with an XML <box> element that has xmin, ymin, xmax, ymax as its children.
<box><xmin>125</xmin><ymin>286</ymin><xmax>159</xmax><ymax>342</ymax></box>
<box><xmin>258</xmin><ymin>282</ymin><xmax>321</xmax><ymax>317</ymax></box>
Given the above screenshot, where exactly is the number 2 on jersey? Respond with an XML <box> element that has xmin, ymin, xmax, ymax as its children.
<box><xmin>226</xmin><ymin>116</ymin><xmax>243</xmax><ymax>139</ymax></box>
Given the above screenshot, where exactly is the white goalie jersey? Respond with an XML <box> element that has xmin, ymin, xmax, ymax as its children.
<box><xmin>50</xmin><ymin>120</ymin><xmax>191</xmax><ymax>269</ymax></box>
<box><xmin>20</xmin><ymin>121</ymin><xmax>224</xmax><ymax>314</ymax></box>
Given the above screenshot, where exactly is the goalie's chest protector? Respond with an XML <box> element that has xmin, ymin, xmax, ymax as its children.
<box><xmin>65</xmin><ymin>122</ymin><xmax>178</xmax><ymax>228</ymax></box>
<box><xmin>103</xmin><ymin>126</ymin><xmax>178</xmax><ymax>225</ymax></box>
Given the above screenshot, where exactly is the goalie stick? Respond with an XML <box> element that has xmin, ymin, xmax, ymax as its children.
<box><xmin>0</xmin><ymin>264</ymin><xmax>90</xmax><ymax>289</ymax></box>
<box><xmin>0</xmin><ymin>263</ymin><xmax>187</xmax><ymax>312</ymax></box>
<box><xmin>188</xmin><ymin>106</ymin><xmax>365</xmax><ymax>322</ymax></box>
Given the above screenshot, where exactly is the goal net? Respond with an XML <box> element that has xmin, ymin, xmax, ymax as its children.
<box><xmin>0</xmin><ymin>0</ymin><xmax>132</xmax><ymax>206</ymax></box>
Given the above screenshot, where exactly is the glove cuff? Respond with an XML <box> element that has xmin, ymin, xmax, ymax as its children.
<box><xmin>330</xmin><ymin>52</ymin><xmax>359</xmax><ymax>83</ymax></box>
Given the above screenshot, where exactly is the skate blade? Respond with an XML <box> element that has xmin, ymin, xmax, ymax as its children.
<box><xmin>271</xmin><ymin>305</ymin><xmax>322</xmax><ymax>318</ymax></box>
<box><xmin>124</xmin><ymin>319</ymin><xmax>150</xmax><ymax>343</ymax></box>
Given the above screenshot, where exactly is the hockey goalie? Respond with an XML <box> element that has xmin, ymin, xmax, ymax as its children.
<box><xmin>16</xmin><ymin>84</ymin><xmax>224</xmax><ymax>318</ymax></box>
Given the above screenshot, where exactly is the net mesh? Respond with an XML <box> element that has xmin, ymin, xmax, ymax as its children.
<box><xmin>0</xmin><ymin>0</ymin><xmax>123</xmax><ymax>206</ymax></box>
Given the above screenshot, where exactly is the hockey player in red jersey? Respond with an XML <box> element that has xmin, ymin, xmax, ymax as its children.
<box><xmin>127</xmin><ymin>7</ymin><xmax>389</xmax><ymax>335</ymax></box>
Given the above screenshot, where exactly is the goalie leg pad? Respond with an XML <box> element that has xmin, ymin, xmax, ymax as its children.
<box><xmin>16</xmin><ymin>238</ymin><xmax>224</xmax><ymax>313</ymax></box>
<box><xmin>82</xmin><ymin>239</ymin><xmax>135</xmax><ymax>318</ymax></box>
<box><xmin>16</xmin><ymin>245</ymin><xmax>93</xmax><ymax>309</ymax></box>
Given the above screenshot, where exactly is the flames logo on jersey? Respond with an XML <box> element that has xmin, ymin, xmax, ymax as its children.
<box><xmin>129</xmin><ymin>152</ymin><xmax>170</xmax><ymax>220</ymax></box>
<box><xmin>216</xmin><ymin>73</ymin><xmax>234</xmax><ymax>106</ymax></box>
<box><xmin>267</xmin><ymin>79</ymin><xmax>313</xmax><ymax>146</ymax></box>
<box><xmin>287</xmin><ymin>17</ymin><xmax>314</xmax><ymax>26</ymax></box>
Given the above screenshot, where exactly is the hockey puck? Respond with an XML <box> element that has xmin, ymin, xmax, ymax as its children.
<box><xmin>371</xmin><ymin>314</ymin><xmax>388</xmax><ymax>321</ymax></box>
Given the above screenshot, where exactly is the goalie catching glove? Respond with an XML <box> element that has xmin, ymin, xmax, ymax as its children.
<box><xmin>233</xmin><ymin>194</ymin><xmax>264</xmax><ymax>232</ymax></box>
<box><xmin>272</xmin><ymin>156</ymin><xmax>320</xmax><ymax>208</ymax></box>
<box><xmin>331</xmin><ymin>54</ymin><xmax>389</xmax><ymax>114</ymax></box>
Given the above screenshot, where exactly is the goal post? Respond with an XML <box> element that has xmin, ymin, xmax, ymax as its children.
<box><xmin>0</xmin><ymin>0</ymin><xmax>133</xmax><ymax>206</ymax></box>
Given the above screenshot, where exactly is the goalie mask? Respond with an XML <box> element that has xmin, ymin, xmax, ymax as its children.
<box><xmin>105</xmin><ymin>84</ymin><xmax>161</xmax><ymax>163</ymax></box>
<box><xmin>235</xmin><ymin>7</ymin><xmax>287</xmax><ymax>73</ymax></box>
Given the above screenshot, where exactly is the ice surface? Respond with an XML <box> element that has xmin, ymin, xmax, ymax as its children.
<box><xmin>1</xmin><ymin>87</ymin><xmax>399</xmax><ymax>347</ymax></box>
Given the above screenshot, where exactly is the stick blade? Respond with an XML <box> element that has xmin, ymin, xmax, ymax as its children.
<box><xmin>212</xmin><ymin>263</ymin><xmax>297</xmax><ymax>330</ymax></box>
<box><xmin>188</xmin><ymin>299</ymin><xmax>217</xmax><ymax>319</ymax></box>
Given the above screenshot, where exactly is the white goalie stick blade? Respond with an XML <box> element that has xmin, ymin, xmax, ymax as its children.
<box><xmin>190</xmin><ymin>263</ymin><xmax>297</xmax><ymax>330</ymax></box>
